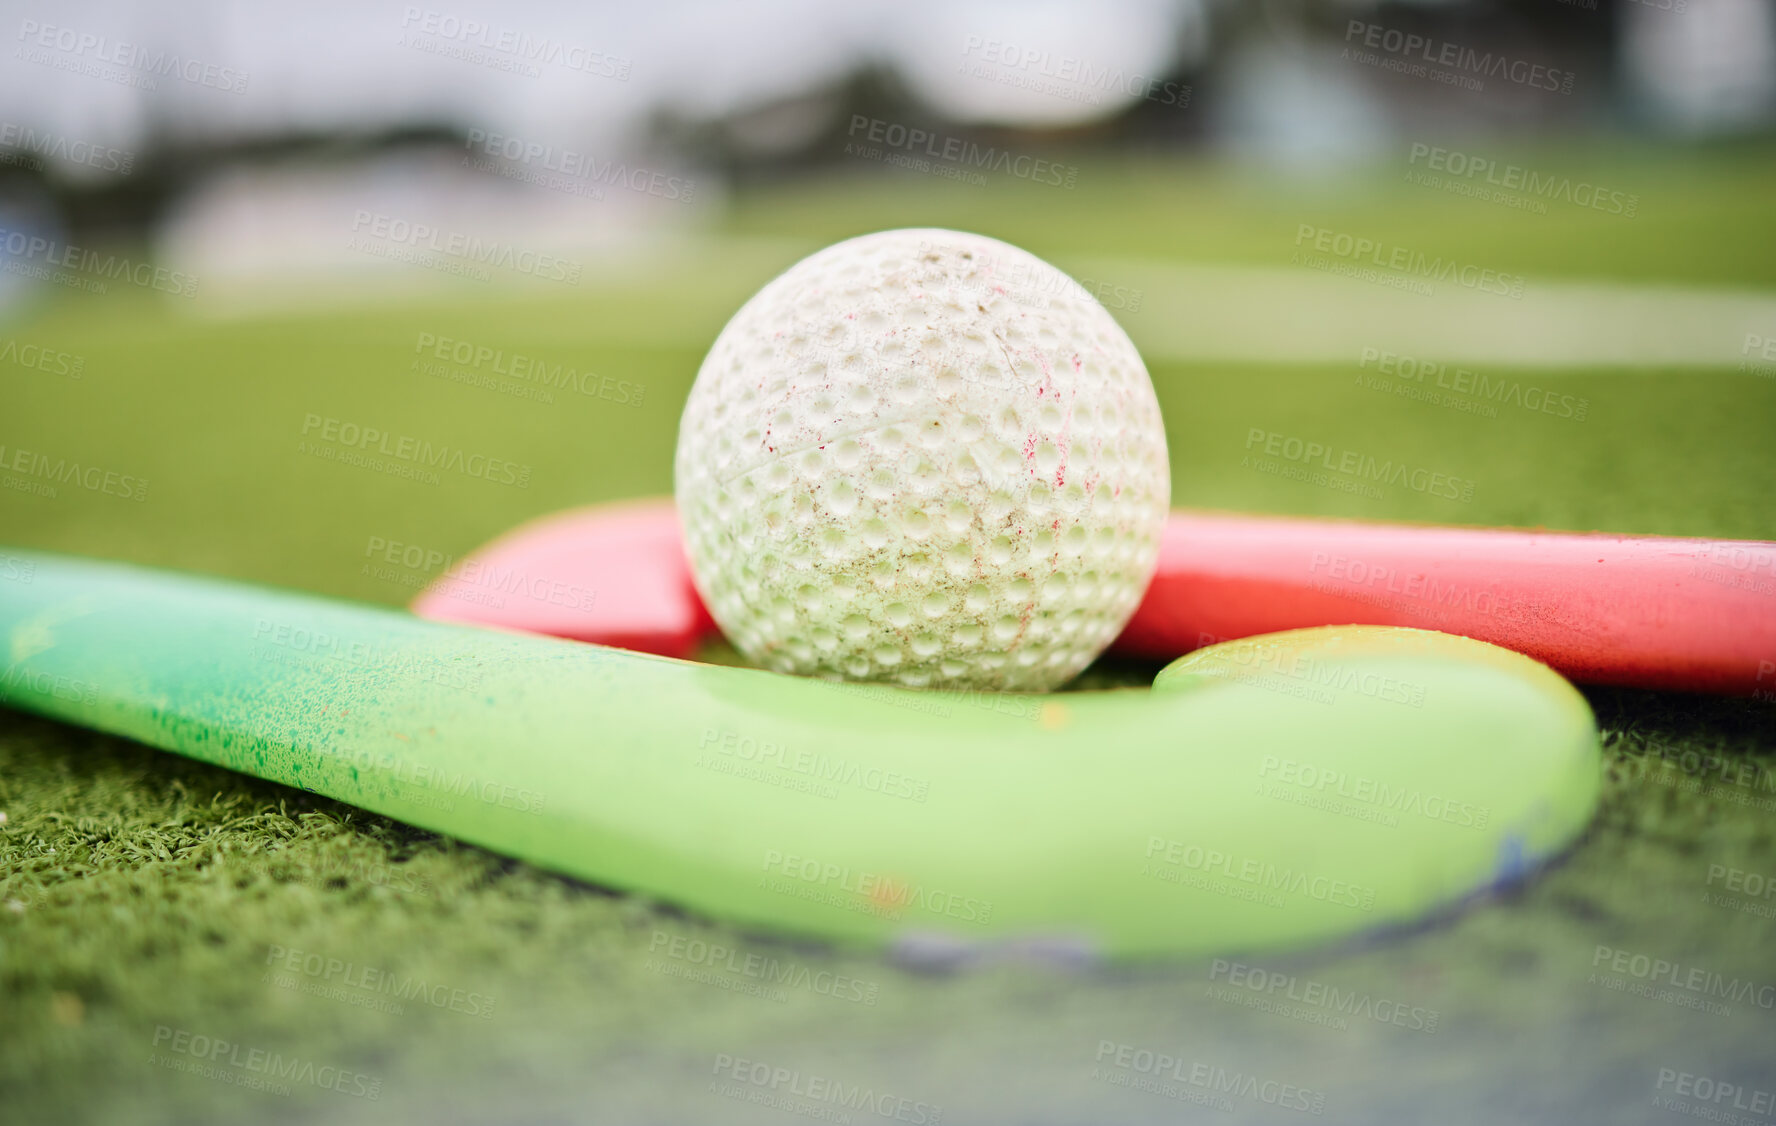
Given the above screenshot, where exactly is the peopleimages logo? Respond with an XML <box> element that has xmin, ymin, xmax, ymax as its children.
<box><xmin>0</xmin><ymin>122</ymin><xmax>134</xmax><ymax>174</ymax></box>
<box><xmin>924</xmin><ymin>239</ymin><xmax>1144</xmax><ymax>314</ymax></box>
<box><xmin>398</xmin><ymin>7</ymin><xmax>631</xmax><ymax>80</ymax></box>
<box><xmin>0</xmin><ymin>337</ymin><xmax>85</xmax><ymax>378</ymax></box>
<box><xmin>299</xmin><ymin>414</ymin><xmax>532</xmax><ymax>488</ymax></box>
<box><xmin>1703</xmin><ymin>864</ymin><xmax>1776</xmax><ymax>919</ymax></box>
<box><xmin>710</xmin><ymin>1054</ymin><xmax>942</xmax><ymax>1124</ymax></box>
<box><xmin>1189</xmin><ymin>635</ymin><xmax>1428</xmax><ymax>709</ymax></box>
<box><xmin>648</xmin><ymin>931</ymin><xmax>880</xmax><ymax>1005</ymax></box>
<box><xmin>1294</xmin><ymin>225</ymin><xmax>1526</xmax><ymax>298</ymax></box>
<box><xmin>249</xmin><ymin>617</ymin><xmax>489</xmax><ymax>696</ymax></box>
<box><xmin>0</xmin><ymin>552</ymin><xmax>35</xmax><ymax>583</ymax></box>
<box><xmin>325</xmin><ymin>741</ymin><xmax>546</xmax><ymax>816</ymax></box>
<box><xmin>264</xmin><ymin>944</ymin><xmax>495</xmax><ymax>1018</ymax></box>
<box><xmin>0</xmin><ymin>443</ymin><xmax>148</xmax><ymax>502</ymax></box>
<box><xmin>363</xmin><ymin>534</ymin><xmax>597</xmax><ymax>611</ymax></box>
<box><xmin>1258</xmin><ymin>756</ymin><xmax>1488</xmax><ymax>828</ymax></box>
<box><xmin>1406</xmin><ymin>143</ymin><xmax>1638</xmax><ymax>217</ymax></box>
<box><xmin>1591</xmin><ymin>945</ymin><xmax>1776</xmax><ymax>1011</ymax></box>
<box><xmin>760</xmin><ymin>849</ymin><xmax>993</xmax><ymax>924</ymax></box>
<box><xmin>461</xmin><ymin>129</ymin><xmax>693</xmax><ymax>203</ymax></box>
<box><xmin>958</xmin><ymin>35</ymin><xmax>1191</xmax><ymax>111</ymax></box>
<box><xmin>1208</xmin><ymin>958</ymin><xmax>1441</xmax><ymax>1033</ymax></box>
<box><xmin>149</xmin><ymin>1026</ymin><xmax>379</xmax><ymax>1099</ymax></box>
<box><xmin>1244</xmin><ymin>428</ymin><xmax>1477</xmax><ymax>502</ymax></box>
<box><xmin>0</xmin><ymin>225</ymin><xmax>199</xmax><ymax>296</ymax></box>
<box><xmin>1307</xmin><ymin>549</ymin><xmax>1551</xmax><ymax>626</ymax></box>
<box><xmin>349</xmin><ymin>211</ymin><xmax>582</xmax><ymax>284</ymax></box>
<box><xmin>16</xmin><ymin>19</ymin><xmax>249</xmax><ymax>93</ymax></box>
<box><xmin>1654</xmin><ymin>1069</ymin><xmax>1776</xmax><ymax>1118</ymax></box>
<box><xmin>846</xmin><ymin>115</ymin><xmax>1078</xmax><ymax>189</ymax></box>
<box><xmin>1144</xmin><ymin>836</ymin><xmax>1377</xmax><ymax>911</ymax></box>
<box><xmin>1343</xmin><ymin>20</ymin><xmax>1573</xmax><ymax>94</ymax></box>
<box><xmin>698</xmin><ymin>728</ymin><xmax>931</xmax><ymax>802</ymax></box>
<box><xmin>0</xmin><ymin>664</ymin><xmax>97</xmax><ymax>707</ymax></box>
<box><xmin>412</xmin><ymin>332</ymin><xmax>645</xmax><ymax>404</ymax></box>
<box><xmin>1357</xmin><ymin>348</ymin><xmax>1589</xmax><ymax>422</ymax></box>
<box><xmin>1092</xmin><ymin>1041</ymin><xmax>1327</xmax><ymax>1114</ymax></box>
<box><xmin>1744</xmin><ymin>333</ymin><xmax>1776</xmax><ymax>377</ymax></box>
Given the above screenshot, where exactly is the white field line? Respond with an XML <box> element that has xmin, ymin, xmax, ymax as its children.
<box><xmin>176</xmin><ymin>232</ymin><xmax>1776</xmax><ymax>371</ymax></box>
<box><xmin>1059</xmin><ymin>256</ymin><xmax>1776</xmax><ymax>370</ymax></box>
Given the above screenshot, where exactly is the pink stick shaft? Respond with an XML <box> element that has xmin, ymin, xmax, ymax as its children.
<box><xmin>1115</xmin><ymin>512</ymin><xmax>1776</xmax><ymax>696</ymax></box>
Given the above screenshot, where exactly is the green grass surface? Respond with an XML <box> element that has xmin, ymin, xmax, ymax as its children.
<box><xmin>3</xmin><ymin>146</ymin><xmax>1775</xmax><ymax>1124</ymax></box>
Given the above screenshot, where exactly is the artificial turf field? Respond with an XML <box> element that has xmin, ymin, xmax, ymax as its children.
<box><xmin>2</xmin><ymin>144</ymin><xmax>1774</xmax><ymax>1124</ymax></box>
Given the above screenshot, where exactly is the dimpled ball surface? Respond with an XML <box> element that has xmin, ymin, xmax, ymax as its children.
<box><xmin>674</xmin><ymin>228</ymin><xmax>1170</xmax><ymax>692</ymax></box>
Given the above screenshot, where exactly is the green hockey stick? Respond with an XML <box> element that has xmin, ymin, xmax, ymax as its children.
<box><xmin>0</xmin><ymin>550</ymin><xmax>1600</xmax><ymax>962</ymax></box>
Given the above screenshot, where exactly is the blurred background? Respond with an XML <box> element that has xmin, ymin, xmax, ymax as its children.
<box><xmin>4</xmin><ymin>0</ymin><xmax>1775</xmax><ymax>319</ymax></box>
<box><xmin>2</xmin><ymin>1</ymin><xmax>1774</xmax><ymax>1124</ymax></box>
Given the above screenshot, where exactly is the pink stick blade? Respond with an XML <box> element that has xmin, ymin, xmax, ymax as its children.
<box><xmin>411</xmin><ymin>498</ymin><xmax>715</xmax><ymax>659</ymax></box>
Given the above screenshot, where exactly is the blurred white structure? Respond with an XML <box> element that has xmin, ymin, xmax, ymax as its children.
<box><xmin>0</xmin><ymin>0</ymin><xmax>1205</xmax><ymax>179</ymax></box>
<box><xmin>1620</xmin><ymin>0</ymin><xmax>1776</xmax><ymax>133</ymax></box>
<box><xmin>887</xmin><ymin>0</ymin><xmax>1206</xmax><ymax>127</ymax></box>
